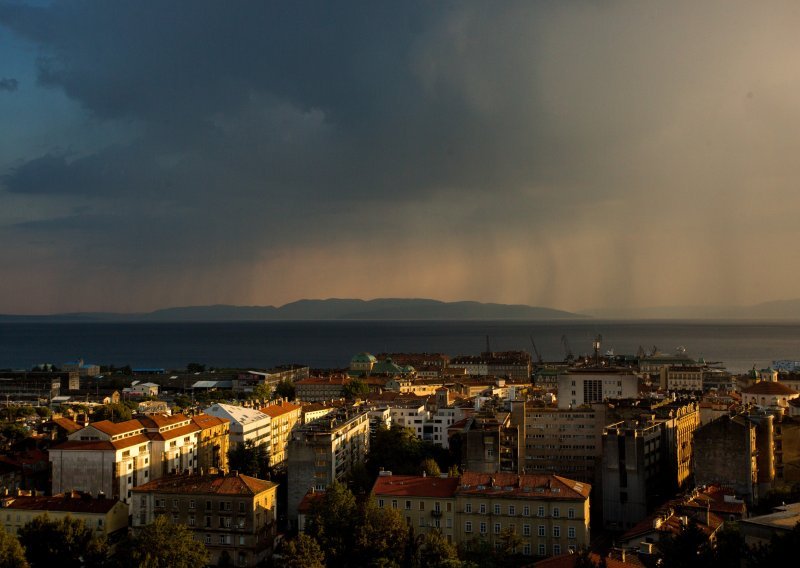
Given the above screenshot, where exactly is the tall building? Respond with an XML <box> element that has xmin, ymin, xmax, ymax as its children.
<box><xmin>557</xmin><ymin>368</ymin><xmax>639</xmax><ymax>409</ymax></box>
<box><xmin>259</xmin><ymin>400</ymin><xmax>302</xmax><ymax>468</ymax></box>
<box><xmin>286</xmin><ymin>408</ymin><xmax>370</xmax><ymax>528</ymax></box>
<box><xmin>132</xmin><ymin>471</ymin><xmax>278</xmax><ymax>567</ymax></box>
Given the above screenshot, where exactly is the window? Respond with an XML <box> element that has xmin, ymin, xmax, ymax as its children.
<box><xmin>509</xmin><ymin>505</ymin><xmax>515</xmax><ymax>516</ymax></box>
<box><xmin>554</xmin><ymin>544</ymin><xmax>561</xmax><ymax>555</ymax></box>
<box><xmin>494</xmin><ymin>523</ymin><xmax>501</xmax><ymax>534</ymax></box>
<box><xmin>378</xmin><ymin>499</ymin><xmax>384</xmax><ymax>508</ymax></box>
<box><xmin>172</xmin><ymin>499</ymin><xmax>178</xmax><ymax>509</ymax></box>
<box><xmin>479</xmin><ymin>504</ymin><xmax>486</xmax><ymax>514</ymax></box>
<box><xmin>392</xmin><ymin>500</ymin><xmax>398</xmax><ymax>509</ymax></box>
<box><xmin>447</xmin><ymin>517</ymin><xmax>452</xmax><ymax>528</ymax></box>
<box><xmin>206</xmin><ymin>501</ymin><xmax>212</xmax><ymax>511</ymax></box>
<box><xmin>538</xmin><ymin>544</ymin><xmax>546</xmax><ymax>556</ymax></box>
<box><xmin>188</xmin><ymin>516</ymin><xmax>195</xmax><ymax>526</ymax></box>
<box><xmin>205</xmin><ymin>516</ymin><xmax>211</xmax><ymax>528</ymax></box>
<box><xmin>419</xmin><ymin>501</ymin><xmax>425</xmax><ymax>511</ymax></box>
<box><xmin>447</xmin><ymin>502</ymin><xmax>452</xmax><ymax>513</ymax></box>
<box><xmin>494</xmin><ymin>504</ymin><xmax>501</xmax><ymax>515</ymax></box>
<box><xmin>406</xmin><ymin>500</ymin><xmax>412</xmax><ymax>510</ymax></box>
<box><xmin>239</xmin><ymin>502</ymin><xmax>246</xmax><ymax>513</ymax></box>
<box><xmin>523</xmin><ymin>506</ymin><xmax>530</xmax><ymax>516</ymax></box>
<box><xmin>465</xmin><ymin>503</ymin><xmax>472</xmax><ymax>513</ymax></box>
<box><xmin>189</xmin><ymin>500</ymin><xmax>195</xmax><ymax>509</ymax></box>
<box><xmin>524</xmin><ymin>524</ymin><xmax>531</xmax><ymax>536</ymax></box>
<box><xmin>480</xmin><ymin>522</ymin><xmax>487</xmax><ymax>534</ymax></box>
<box><xmin>553</xmin><ymin>525</ymin><xmax>560</xmax><ymax>538</ymax></box>
<box><xmin>537</xmin><ymin>506</ymin><xmax>545</xmax><ymax>517</ymax></box>
<box><xmin>553</xmin><ymin>507</ymin><xmax>560</xmax><ymax>518</ymax></box>
<box><xmin>204</xmin><ymin>534</ymin><xmax>211</xmax><ymax>544</ymax></box>
<box><xmin>568</xmin><ymin>508</ymin><xmax>575</xmax><ymax>519</ymax></box>
<box><xmin>465</xmin><ymin>521</ymin><xmax>473</xmax><ymax>533</ymax></box>
<box><xmin>524</xmin><ymin>544</ymin><xmax>531</xmax><ymax>556</ymax></box>
<box><xmin>538</xmin><ymin>525</ymin><xmax>545</xmax><ymax>537</ymax></box>
<box><xmin>568</xmin><ymin>527</ymin><xmax>576</xmax><ymax>538</ymax></box>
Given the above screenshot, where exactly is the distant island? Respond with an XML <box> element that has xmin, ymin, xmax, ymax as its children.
<box><xmin>0</xmin><ymin>298</ymin><xmax>584</xmax><ymax>322</ymax></box>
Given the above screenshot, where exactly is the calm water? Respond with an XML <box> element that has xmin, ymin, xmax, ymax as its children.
<box><xmin>2</xmin><ymin>320</ymin><xmax>800</xmax><ymax>373</ymax></box>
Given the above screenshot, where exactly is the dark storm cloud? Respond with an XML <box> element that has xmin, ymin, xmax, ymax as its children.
<box><xmin>3</xmin><ymin>1</ymin><xmax>800</xmax><ymax>313</ymax></box>
<box><xmin>0</xmin><ymin>77</ymin><xmax>18</xmax><ymax>91</ymax></box>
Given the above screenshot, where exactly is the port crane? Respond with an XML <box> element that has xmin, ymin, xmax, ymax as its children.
<box><xmin>561</xmin><ymin>335</ymin><xmax>574</xmax><ymax>363</ymax></box>
<box><xmin>529</xmin><ymin>336</ymin><xmax>543</xmax><ymax>364</ymax></box>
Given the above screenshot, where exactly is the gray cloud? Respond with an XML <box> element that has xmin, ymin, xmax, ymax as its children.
<box><xmin>2</xmin><ymin>1</ymin><xmax>800</xmax><ymax>313</ymax></box>
<box><xmin>0</xmin><ymin>77</ymin><xmax>18</xmax><ymax>91</ymax></box>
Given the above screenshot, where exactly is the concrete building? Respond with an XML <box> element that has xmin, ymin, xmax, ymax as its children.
<box><xmin>0</xmin><ymin>370</ymin><xmax>78</xmax><ymax>401</ymax></box>
<box><xmin>0</xmin><ymin>491</ymin><xmax>128</xmax><ymax>540</ymax></box>
<box><xmin>295</xmin><ymin>376</ymin><xmax>350</xmax><ymax>402</ymax></box>
<box><xmin>132</xmin><ymin>472</ymin><xmax>278</xmax><ymax>567</ymax></box>
<box><xmin>49</xmin><ymin>419</ymin><xmax>155</xmax><ymax>505</ymax></box>
<box><xmin>557</xmin><ymin>368</ymin><xmax>639</xmax><ymax>409</ymax></box>
<box><xmin>259</xmin><ymin>400</ymin><xmax>302</xmax><ymax>468</ymax></box>
<box><xmin>205</xmin><ymin>403</ymin><xmax>271</xmax><ymax>450</ymax></box>
<box><xmin>737</xmin><ymin>502</ymin><xmax>800</xmax><ymax>547</ymax></box>
<box><xmin>602</xmin><ymin>418</ymin><xmax>667</xmax><ymax>531</ymax></box>
<box><xmin>287</xmin><ymin>408</ymin><xmax>370</xmax><ymax>527</ymax></box>
<box><xmin>62</xmin><ymin>359</ymin><xmax>101</xmax><ymax>377</ymax></box>
<box><xmin>232</xmin><ymin>366</ymin><xmax>309</xmax><ymax>397</ymax></box>
<box><xmin>191</xmin><ymin>413</ymin><xmax>231</xmax><ymax>475</ymax></box>
<box><xmin>138</xmin><ymin>414</ymin><xmax>201</xmax><ymax>478</ymax></box>
<box><xmin>522</xmin><ymin>402</ymin><xmax>608</xmax><ymax>484</ymax></box>
<box><xmin>372</xmin><ymin>471</ymin><xmax>591</xmax><ymax>558</ymax></box>
<box><xmin>350</xmin><ymin>353</ymin><xmax>377</xmax><ymax>376</ymax></box>
<box><xmin>693</xmin><ymin>414</ymin><xmax>759</xmax><ymax>504</ymax></box>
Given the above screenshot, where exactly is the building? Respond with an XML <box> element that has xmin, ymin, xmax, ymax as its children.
<box><xmin>49</xmin><ymin>419</ymin><xmax>155</xmax><ymax>506</ymax></box>
<box><xmin>191</xmin><ymin>413</ymin><xmax>231</xmax><ymax>475</ymax></box>
<box><xmin>557</xmin><ymin>368</ymin><xmax>639</xmax><ymax>409</ymax></box>
<box><xmin>0</xmin><ymin>370</ymin><xmax>79</xmax><ymax>401</ymax></box>
<box><xmin>602</xmin><ymin>417</ymin><xmax>667</xmax><ymax>531</ymax></box>
<box><xmin>138</xmin><ymin>414</ymin><xmax>201</xmax><ymax>478</ymax></box>
<box><xmin>62</xmin><ymin>359</ymin><xmax>101</xmax><ymax>377</ymax></box>
<box><xmin>693</xmin><ymin>414</ymin><xmax>759</xmax><ymax>504</ymax></box>
<box><xmin>0</xmin><ymin>491</ymin><xmax>128</xmax><ymax>540</ymax></box>
<box><xmin>350</xmin><ymin>353</ymin><xmax>377</xmax><ymax>376</ymax></box>
<box><xmin>205</xmin><ymin>403</ymin><xmax>271</xmax><ymax>450</ymax></box>
<box><xmin>287</xmin><ymin>408</ymin><xmax>370</xmax><ymax>527</ymax></box>
<box><xmin>373</xmin><ymin>471</ymin><xmax>591</xmax><ymax>558</ymax></box>
<box><xmin>232</xmin><ymin>366</ymin><xmax>310</xmax><ymax>396</ymax></box>
<box><xmin>132</xmin><ymin>471</ymin><xmax>278</xmax><ymax>567</ymax></box>
<box><xmin>295</xmin><ymin>376</ymin><xmax>350</xmax><ymax>402</ymax></box>
<box><xmin>259</xmin><ymin>400</ymin><xmax>302</xmax><ymax>468</ymax></box>
<box><xmin>737</xmin><ymin>502</ymin><xmax>800</xmax><ymax>547</ymax></box>
<box><xmin>522</xmin><ymin>402</ymin><xmax>608</xmax><ymax>484</ymax></box>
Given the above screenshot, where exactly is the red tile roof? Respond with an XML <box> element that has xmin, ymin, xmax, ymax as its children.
<box><xmin>457</xmin><ymin>472</ymin><xmax>591</xmax><ymax>500</ymax></box>
<box><xmin>132</xmin><ymin>472</ymin><xmax>276</xmax><ymax>496</ymax></box>
<box><xmin>259</xmin><ymin>402</ymin><xmax>302</xmax><ymax>419</ymax></box>
<box><xmin>741</xmin><ymin>381</ymin><xmax>799</xmax><ymax>395</ymax></box>
<box><xmin>138</xmin><ymin>414</ymin><xmax>191</xmax><ymax>429</ymax></box>
<box><xmin>89</xmin><ymin>419</ymin><xmax>144</xmax><ymax>436</ymax></box>
<box><xmin>146</xmin><ymin>423</ymin><xmax>200</xmax><ymax>441</ymax></box>
<box><xmin>5</xmin><ymin>493</ymin><xmax>122</xmax><ymax>514</ymax></box>
<box><xmin>372</xmin><ymin>475</ymin><xmax>460</xmax><ymax>499</ymax></box>
<box><xmin>50</xmin><ymin>417</ymin><xmax>82</xmax><ymax>433</ymax></box>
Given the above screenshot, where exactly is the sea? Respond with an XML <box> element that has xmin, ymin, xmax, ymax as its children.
<box><xmin>1</xmin><ymin>320</ymin><xmax>800</xmax><ymax>374</ymax></box>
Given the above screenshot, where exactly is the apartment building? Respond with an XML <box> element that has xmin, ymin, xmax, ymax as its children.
<box><xmin>295</xmin><ymin>376</ymin><xmax>350</xmax><ymax>402</ymax></box>
<box><xmin>287</xmin><ymin>408</ymin><xmax>370</xmax><ymax>527</ymax></box>
<box><xmin>132</xmin><ymin>471</ymin><xmax>278</xmax><ymax>567</ymax></box>
<box><xmin>557</xmin><ymin>368</ymin><xmax>639</xmax><ymax>409</ymax></box>
<box><xmin>205</xmin><ymin>403</ymin><xmax>271</xmax><ymax>450</ymax></box>
<box><xmin>138</xmin><ymin>414</ymin><xmax>201</xmax><ymax>478</ymax></box>
<box><xmin>0</xmin><ymin>491</ymin><xmax>128</xmax><ymax>540</ymax></box>
<box><xmin>372</xmin><ymin>471</ymin><xmax>591</xmax><ymax>558</ymax></box>
<box><xmin>523</xmin><ymin>402</ymin><xmax>608</xmax><ymax>484</ymax></box>
<box><xmin>259</xmin><ymin>400</ymin><xmax>302</xmax><ymax>468</ymax></box>
<box><xmin>191</xmin><ymin>413</ymin><xmax>231</xmax><ymax>474</ymax></box>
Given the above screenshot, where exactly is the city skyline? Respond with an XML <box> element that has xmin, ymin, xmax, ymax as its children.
<box><xmin>3</xmin><ymin>2</ymin><xmax>800</xmax><ymax>315</ymax></box>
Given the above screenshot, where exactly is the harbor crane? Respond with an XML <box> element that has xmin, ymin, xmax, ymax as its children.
<box><xmin>529</xmin><ymin>336</ymin><xmax>543</xmax><ymax>364</ymax></box>
<box><xmin>561</xmin><ymin>335</ymin><xmax>574</xmax><ymax>362</ymax></box>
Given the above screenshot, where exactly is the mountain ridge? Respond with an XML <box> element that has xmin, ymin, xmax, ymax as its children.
<box><xmin>0</xmin><ymin>298</ymin><xmax>584</xmax><ymax>322</ymax></box>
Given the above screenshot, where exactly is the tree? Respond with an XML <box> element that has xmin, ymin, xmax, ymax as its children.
<box><xmin>354</xmin><ymin>500</ymin><xmax>409</xmax><ymax>566</ymax></box>
<box><xmin>249</xmin><ymin>383</ymin><xmax>271</xmax><ymax>403</ymax></box>
<box><xmin>273</xmin><ymin>380</ymin><xmax>296</xmax><ymax>401</ymax></box>
<box><xmin>115</xmin><ymin>515</ymin><xmax>208</xmax><ymax>568</ymax></box>
<box><xmin>656</xmin><ymin>518</ymin><xmax>712</xmax><ymax>568</ymax></box>
<box><xmin>414</xmin><ymin>530</ymin><xmax>460</xmax><ymax>568</ymax></box>
<box><xmin>343</xmin><ymin>379</ymin><xmax>369</xmax><ymax>400</ymax></box>
<box><xmin>277</xmin><ymin>534</ymin><xmax>326</xmax><ymax>568</ymax></box>
<box><xmin>0</xmin><ymin>528</ymin><xmax>28</xmax><ymax>568</ymax></box>
<box><xmin>186</xmin><ymin>363</ymin><xmax>206</xmax><ymax>373</ymax></box>
<box><xmin>305</xmin><ymin>482</ymin><xmax>358</xmax><ymax>568</ymax></box>
<box><xmin>90</xmin><ymin>403</ymin><xmax>132</xmax><ymax>423</ymax></box>
<box><xmin>227</xmin><ymin>440</ymin><xmax>270</xmax><ymax>478</ymax></box>
<box><xmin>17</xmin><ymin>514</ymin><xmax>104</xmax><ymax>568</ymax></box>
<box><xmin>420</xmin><ymin>458</ymin><xmax>442</xmax><ymax>477</ymax></box>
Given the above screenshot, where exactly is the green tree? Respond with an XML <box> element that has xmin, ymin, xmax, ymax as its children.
<box><xmin>227</xmin><ymin>440</ymin><xmax>270</xmax><ymax>478</ymax></box>
<box><xmin>305</xmin><ymin>482</ymin><xmax>358</xmax><ymax>568</ymax></box>
<box><xmin>343</xmin><ymin>379</ymin><xmax>369</xmax><ymax>400</ymax></box>
<box><xmin>277</xmin><ymin>533</ymin><xmax>326</xmax><ymax>568</ymax></box>
<box><xmin>414</xmin><ymin>529</ymin><xmax>460</xmax><ymax>568</ymax></box>
<box><xmin>186</xmin><ymin>363</ymin><xmax>206</xmax><ymax>373</ymax></box>
<box><xmin>17</xmin><ymin>514</ymin><xmax>104</xmax><ymax>568</ymax></box>
<box><xmin>0</xmin><ymin>528</ymin><xmax>29</xmax><ymax>568</ymax></box>
<box><xmin>249</xmin><ymin>383</ymin><xmax>271</xmax><ymax>403</ymax></box>
<box><xmin>90</xmin><ymin>403</ymin><xmax>132</xmax><ymax>423</ymax></box>
<box><xmin>420</xmin><ymin>458</ymin><xmax>442</xmax><ymax>477</ymax></box>
<box><xmin>272</xmin><ymin>380</ymin><xmax>296</xmax><ymax>401</ymax></box>
<box><xmin>115</xmin><ymin>515</ymin><xmax>208</xmax><ymax>568</ymax></box>
<box><xmin>354</xmin><ymin>500</ymin><xmax>409</xmax><ymax>566</ymax></box>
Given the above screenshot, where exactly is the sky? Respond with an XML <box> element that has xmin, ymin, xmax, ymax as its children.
<box><xmin>2</xmin><ymin>1</ymin><xmax>800</xmax><ymax>315</ymax></box>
